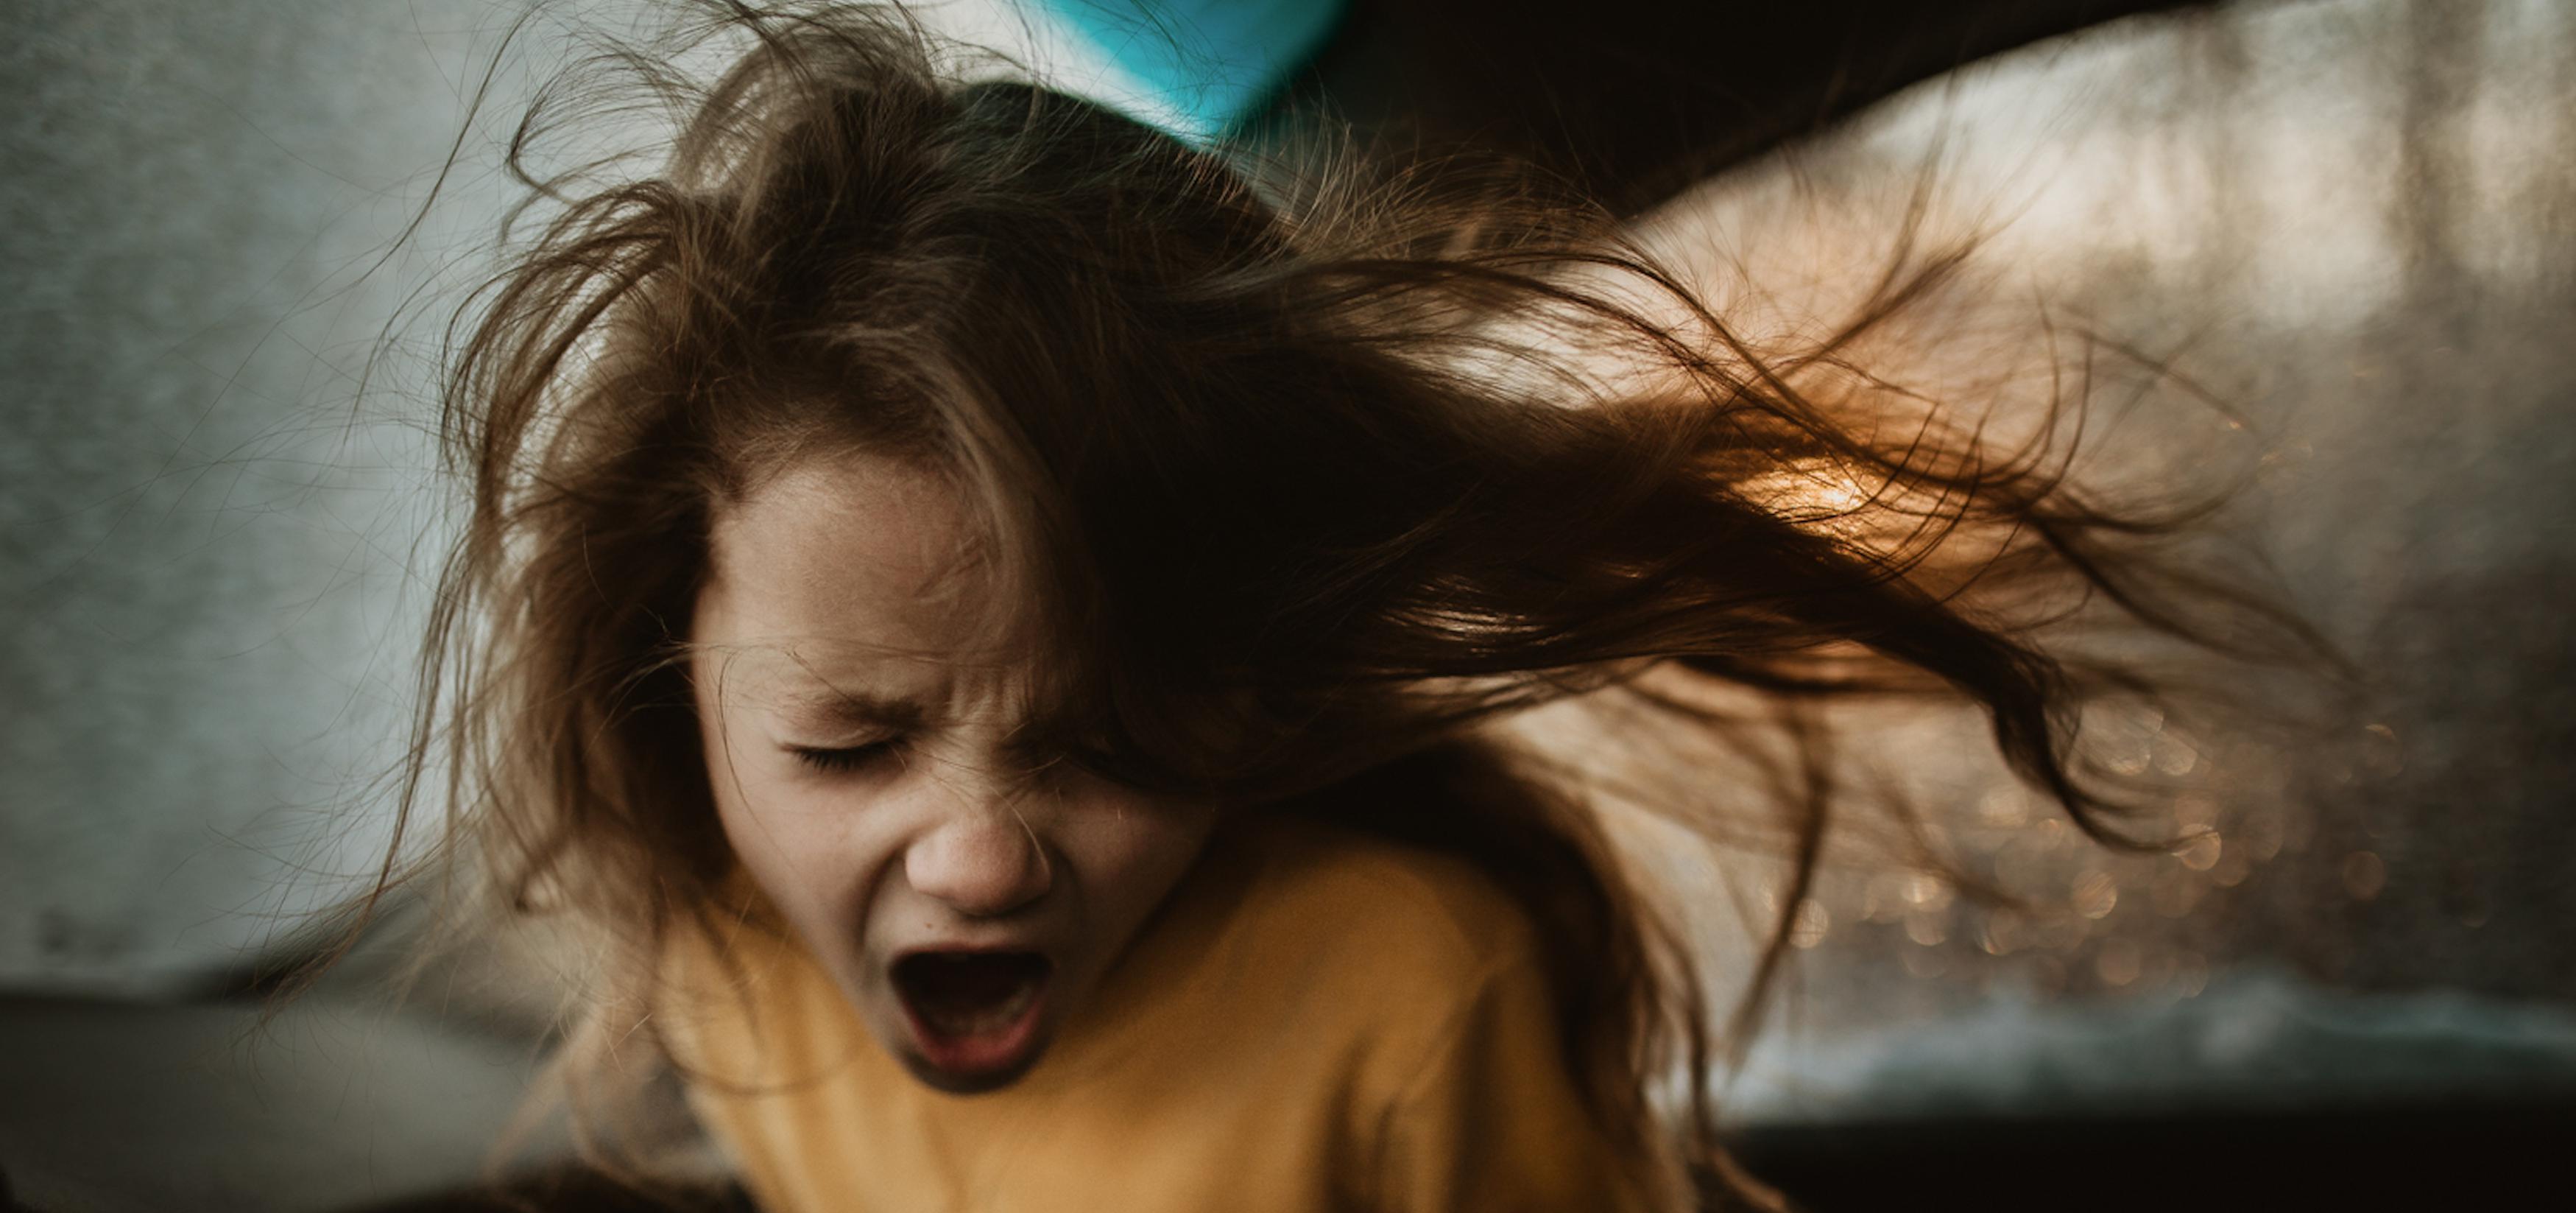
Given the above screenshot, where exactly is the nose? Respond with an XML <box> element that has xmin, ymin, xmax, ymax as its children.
<box><xmin>903</xmin><ymin>801</ymin><xmax>1053</xmax><ymax>918</ymax></box>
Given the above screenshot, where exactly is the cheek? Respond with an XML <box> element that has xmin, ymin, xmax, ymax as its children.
<box><xmin>698</xmin><ymin>713</ymin><xmax>881</xmax><ymax>934</ymax></box>
<box><xmin>698</xmin><ymin>706</ymin><xmax>783</xmax><ymax>871</ymax></box>
<box><xmin>706</xmin><ymin>761</ymin><xmax>815</xmax><ymax>918</ymax></box>
<box><xmin>1054</xmin><ymin>787</ymin><xmax>1218</xmax><ymax>918</ymax></box>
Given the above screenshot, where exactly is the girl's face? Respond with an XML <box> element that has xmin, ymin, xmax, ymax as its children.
<box><xmin>690</xmin><ymin>451</ymin><xmax>1217</xmax><ymax>1093</ymax></box>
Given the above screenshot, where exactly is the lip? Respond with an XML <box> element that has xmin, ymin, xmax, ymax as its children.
<box><xmin>889</xmin><ymin>946</ymin><xmax>1055</xmax><ymax>1090</ymax></box>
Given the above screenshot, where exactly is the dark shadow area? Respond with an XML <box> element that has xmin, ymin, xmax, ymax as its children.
<box><xmin>334</xmin><ymin>1172</ymin><xmax>752</xmax><ymax>1213</ymax></box>
<box><xmin>1729</xmin><ymin>1098</ymin><xmax>2576</xmax><ymax>1211</ymax></box>
<box><xmin>1260</xmin><ymin>0</ymin><xmax>2195</xmax><ymax>211</ymax></box>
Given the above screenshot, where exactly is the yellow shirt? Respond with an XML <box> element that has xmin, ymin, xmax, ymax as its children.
<box><xmin>662</xmin><ymin>815</ymin><xmax>1650</xmax><ymax>1212</ymax></box>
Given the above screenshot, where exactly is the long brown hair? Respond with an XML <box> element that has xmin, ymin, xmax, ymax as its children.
<box><xmin>351</xmin><ymin>2</ymin><xmax>2314</xmax><ymax>1206</ymax></box>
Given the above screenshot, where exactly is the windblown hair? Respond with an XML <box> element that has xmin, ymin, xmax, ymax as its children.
<box><xmin>359</xmin><ymin>2</ymin><xmax>2306</xmax><ymax>1206</ymax></box>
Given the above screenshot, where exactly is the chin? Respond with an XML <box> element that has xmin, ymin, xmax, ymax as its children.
<box><xmin>894</xmin><ymin>1036</ymin><xmax>1051</xmax><ymax>1094</ymax></box>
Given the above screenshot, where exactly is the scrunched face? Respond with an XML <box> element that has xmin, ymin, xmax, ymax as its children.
<box><xmin>689</xmin><ymin>451</ymin><xmax>1218</xmax><ymax>1092</ymax></box>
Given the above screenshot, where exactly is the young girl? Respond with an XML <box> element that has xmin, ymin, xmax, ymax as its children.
<box><xmin>364</xmin><ymin>3</ymin><xmax>2298</xmax><ymax>1209</ymax></box>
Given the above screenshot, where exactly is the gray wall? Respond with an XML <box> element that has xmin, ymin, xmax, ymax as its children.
<box><xmin>1</xmin><ymin>0</ymin><xmax>515</xmax><ymax>993</ymax></box>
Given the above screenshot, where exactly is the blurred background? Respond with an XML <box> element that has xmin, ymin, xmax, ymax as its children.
<box><xmin>4</xmin><ymin>1</ymin><xmax>2572</xmax><ymax>1209</ymax></box>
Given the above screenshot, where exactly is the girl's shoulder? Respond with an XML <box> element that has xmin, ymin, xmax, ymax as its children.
<box><xmin>1148</xmin><ymin>814</ymin><xmax>1645</xmax><ymax>1209</ymax></box>
<box><xmin>1138</xmin><ymin>811</ymin><xmax>1548</xmax><ymax>1047</ymax></box>
<box><xmin>1216</xmin><ymin>811</ymin><xmax>1534</xmax><ymax>957</ymax></box>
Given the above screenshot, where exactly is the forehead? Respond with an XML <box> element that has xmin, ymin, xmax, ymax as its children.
<box><xmin>695</xmin><ymin>451</ymin><xmax>1002</xmax><ymax>671</ymax></box>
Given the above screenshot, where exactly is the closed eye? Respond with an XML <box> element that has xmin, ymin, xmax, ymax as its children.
<box><xmin>786</xmin><ymin>738</ymin><xmax>906</xmax><ymax>775</ymax></box>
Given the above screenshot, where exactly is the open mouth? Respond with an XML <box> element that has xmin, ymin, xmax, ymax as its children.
<box><xmin>889</xmin><ymin>950</ymin><xmax>1053</xmax><ymax>1085</ymax></box>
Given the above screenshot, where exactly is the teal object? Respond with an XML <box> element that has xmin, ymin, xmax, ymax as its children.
<box><xmin>1040</xmin><ymin>0</ymin><xmax>1349</xmax><ymax>143</ymax></box>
